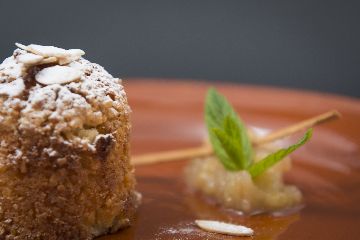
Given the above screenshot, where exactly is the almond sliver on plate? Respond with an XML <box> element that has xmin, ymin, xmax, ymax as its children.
<box><xmin>195</xmin><ymin>220</ymin><xmax>254</xmax><ymax>237</ymax></box>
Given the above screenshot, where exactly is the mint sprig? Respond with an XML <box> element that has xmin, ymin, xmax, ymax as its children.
<box><xmin>248</xmin><ymin>129</ymin><xmax>312</xmax><ymax>178</ymax></box>
<box><xmin>205</xmin><ymin>88</ymin><xmax>252</xmax><ymax>170</ymax></box>
<box><xmin>205</xmin><ymin>88</ymin><xmax>312</xmax><ymax>178</ymax></box>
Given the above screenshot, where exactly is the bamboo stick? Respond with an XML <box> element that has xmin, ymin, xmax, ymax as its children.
<box><xmin>132</xmin><ymin>110</ymin><xmax>340</xmax><ymax>166</ymax></box>
<box><xmin>252</xmin><ymin>110</ymin><xmax>340</xmax><ymax>145</ymax></box>
<box><xmin>132</xmin><ymin>144</ymin><xmax>212</xmax><ymax>166</ymax></box>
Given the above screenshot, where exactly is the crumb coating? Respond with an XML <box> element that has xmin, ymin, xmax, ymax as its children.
<box><xmin>0</xmin><ymin>47</ymin><xmax>139</xmax><ymax>239</ymax></box>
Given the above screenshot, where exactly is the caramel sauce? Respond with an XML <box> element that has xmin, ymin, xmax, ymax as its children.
<box><xmin>99</xmin><ymin>80</ymin><xmax>360</xmax><ymax>239</ymax></box>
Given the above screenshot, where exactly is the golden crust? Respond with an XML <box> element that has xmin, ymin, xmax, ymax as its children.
<box><xmin>0</xmin><ymin>46</ymin><xmax>139</xmax><ymax>239</ymax></box>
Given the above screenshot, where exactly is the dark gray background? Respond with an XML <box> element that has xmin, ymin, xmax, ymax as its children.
<box><xmin>1</xmin><ymin>1</ymin><xmax>359</xmax><ymax>97</ymax></box>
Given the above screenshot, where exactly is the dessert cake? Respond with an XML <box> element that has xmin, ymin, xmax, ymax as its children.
<box><xmin>0</xmin><ymin>43</ymin><xmax>139</xmax><ymax>239</ymax></box>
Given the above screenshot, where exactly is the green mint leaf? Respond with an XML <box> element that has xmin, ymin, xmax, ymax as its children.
<box><xmin>223</xmin><ymin>115</ymin><xmax>252</xmax><ymax>168</ymax></box>
<box><xmin>212</xmin><ymin>123</ymin><xmax>245</xmax><ymax>169</ymax></box>
<box><xmin>211</xmin><ymin>127</ymin><xmax>240</xmax><ymax>170</ymax></box>
<box><xmin>205</xmin><ymin>88</ymin><xmax>252</xmax><ymax>171</ymax></box>
<box><xmin>248</xmin><ymin>129</ymin><xmax>313</xmax><ymax>178</ymax></box>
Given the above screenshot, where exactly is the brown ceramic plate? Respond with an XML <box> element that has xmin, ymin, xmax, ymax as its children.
<box><xmin>99</xmin><ymin>79</ymin><xmax>360</xmax><ymax>240</ymax></box>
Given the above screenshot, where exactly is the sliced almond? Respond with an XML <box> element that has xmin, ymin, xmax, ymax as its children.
<box><xmin>16</xmin><ymin>53</ymin><xmax>44</xmax><ymax>65</ymax></box>
<box><xmin>15</xmin><ymin>43</ymin><xmax>85</xmax><ymax>65</ymax></box>
<box><xmin>58</xmin><ymin>49</ymin><xmax>85</xmax><ymax>65</ymax></box>
<box><xmin>26</xmin><ymin>44</ymin><xmax>68</xmax><ymax>57</ymax></box>
<box><xmin>38</xmin><ymin>57</ymin><xmax>58</xmax><ymax>65</ymax></box>
<box><xmin>16</xmin><ymin>43</ymin><xmax>66</xmax><ymax>57</ymax></box>
<box><xmin>15</xmin><ymin>43</ymin><xmax>31</xmax><ymax>52</ymax></box>
<box><xmin>195</xmin><ymin>220</ymin><xmax>254</xmax><ymax>237</ymax></box>
<box><xmin>35</xmin><ymin>65</ymin><xmax>82</xmax><ymax>85</ymax></box>
<box><xmin>68</xmin><ymin>49</ymin><xmax>85</xmax><ymax>57</ymax></box>
<box><xmin>58</xmin><ymin>57</ymin><xmax>77</xmax><ymax>65</ymax></box>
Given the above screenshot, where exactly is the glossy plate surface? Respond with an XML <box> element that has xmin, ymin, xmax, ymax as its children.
<box><xmin>100</xmin><ymin>79</ymin><xmax>360</xmax><ymax>240</ymax></box>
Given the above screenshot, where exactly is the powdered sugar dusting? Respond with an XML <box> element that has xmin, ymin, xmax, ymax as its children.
<box><xmin>0</xmin><ymin>78</ymin><xmax>25</xmax><ymax>97</ymax></box>
<box><xmin>0</xmin><ymin>43</ymin><xmax>129</xmax><ymax>157</ymax></box>
<box><xmin>0</xmin><ymin>56</ymin><xmax>24</xmax><ymax>79</ymax></box>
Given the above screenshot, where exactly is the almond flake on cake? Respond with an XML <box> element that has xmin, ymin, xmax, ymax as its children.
<box><xmin>35</xmin><ymin>65</ymin><xmax>82</xmax><ymax>85</ymax></box>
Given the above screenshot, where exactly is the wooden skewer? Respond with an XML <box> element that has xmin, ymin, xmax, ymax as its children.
<box><xmin>132</xmin><ymin>110</ymin><xmax>340</xmax><ymax>166</ymax></box>
<box><xmin>132</xmin><ymin>144</ymin><xmax>213</xmax><ymax>166</ymax></box>
<box><xmin>252</xmin><ymin>110</ymin><xmax>341</xmax><ymax>145</ymax></box>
